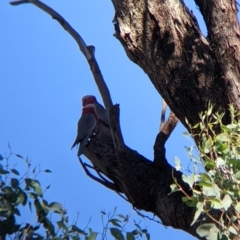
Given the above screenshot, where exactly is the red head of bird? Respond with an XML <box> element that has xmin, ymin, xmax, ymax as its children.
<box><xmin>82</xmin><ymin>95</ymin><xmax>97</xmax><ymax>106</ymax></box>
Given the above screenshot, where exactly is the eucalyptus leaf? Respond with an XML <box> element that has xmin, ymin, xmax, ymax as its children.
<box><xmin>87</xmin><ymin>231</ymin><xmax>97</xmax><ymax>240</ymax></box>
<box><xmin>182</xmin><ymin>174</ymin><xmax>195</xmax><ymax>188</ymax></box>
<box><xmin>202</xmin><ymin>184</ymin><xmax>220</xmax><ymax>198</ymax></box>
<box><xmin>11</xmin><ymin>178</ymin><xmax>19</xmax><ymax>189</ymax></box>
<box><xmin>235</xmin><ymin>202</ymin><xmax>240</xmax><ymax>213</ymax></box>
<box><xmin>191</xmin><ymin>202</ymin><xmax>203</xmax><ymax>226</ymax></box>
<box><xmin>222</xmin><ymin>194</ymin><xmax>232</xmax><ymax>211</ymax></box>
<box><xmin>228</xmin><ymin>226</ymin><xmax>237</xmax><ymax>235</ymax></box>
<box><xmin>110</xmin><ymin>227</ymin><xmax>124</xmax><ymax>240</ymax></box>
<box><xmin>174</xmin><ymin>157</ymin><xmax>181</xmax><ymax>171</ymax></box>
<box><xmin>196</xmin><ymin>223</ymin><xmax>219</xmax><ymax>239</ymax></box>
<box><xmin>126</xmin><ymin>232</ymin><xmax>135</xmax><ymax>240</ymax></box>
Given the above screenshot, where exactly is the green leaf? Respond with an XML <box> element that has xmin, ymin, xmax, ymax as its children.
<box><xmin>201</xmin><ymin>173</ymin><xmax>212</xmax><ymax>182</ymax></box>
<box><xmin>87</xmin><ymin>231</ymin><xmax>97</xmax><ymax>240</ymax></box>
<box><xmin>196</xmin><ymin>223</ymin><xmax>219</xmax><ymax>238</ymax></box>
<box><xmin>28</xmin><ymin>192</ymin><xmax>38</xmax><ymax>199</ymax></box>
<box><xmin>44</xmin><ymin>169</ymin><xmax>52</xmax><ymax>173</ymax></box>
<box><xmin>11</xmin><ymin>169</ymin><xmax>19</xmax><ymax>175</ymax></box>
<box><xmin>182</xmin><ymin>174</ymin><xmax>195</xmax><ymax>188</ymax></box>
<box><xmin>215</xmin><ymin>158</ymin><xmax>225</xmax><ymax>168</ymax></box>
<box><xmin>110</xmin><ymin>228</ymin><xmax>124</xmax><ymax>240</ymax></box>
<box><xmin>235</xmin><ymin>171</ymin><xmax>240</xmax><ymax>180</ymax></box>
<box><xmin>71</xmin><ymin>225</ymin><xmax>86</xmax><ymax>235</ymax></box>
<box><xmin>57</xmin><ymin>220</ymin><xmax>68</xmax><ymax>232</ymax></box>
<box><xmin>182</xmin><ymin>196</ymin><xmax>198</xmax><ymax>207</ymax></box>
<box><xmin>192</xmin><ymin>123</ymin><xmax>199</xmax><ymax>129</ymax></box>
<box><xmin>202</xmin><ymin>138</ymin><xmax>212</xmax><ymax>154</ymax></box>
<box><xmin>131</xmin><ymin>229</ymin><xmax>139</xmax><ymax>235</ymax></box>
<box><xmin>0</xmin><ymin>168</ymin><xmax>9</xmax><ymax>174</ymax></box>
<box><xmin>144</xmin><ymin>232</ymin><xmax>150</xmax><ymax>240</ymax></box>
<box><xmin>169</xmin><ymin>184</ymin><xmax>178</xmax><ymax>194</ymax></box>
<box><xmin>134</xmin><ymin>223</ymin><xmax>141</xmax><ymax>230</ymax></box>
<box><xmin>0</xmin><ymin>155</ymin><xmax>3</xmax><ymax>161</ymax></box>
<box><xmin>25</xmin><ymin>179</ymin><xmax>43</xmax><ymax>197</ymax></box>
<box><xmin>118</xmin><ymin>214</ymin><xmax>125</xmax><ymax>219</ymax></box>
<box><xmin>204</xmin><ymin>159</ymin><xmax>216</xmax><ymax>169</ymax></box>
<box><xmin>198</xmin><ymin>181</ymin><xmax>212</xmax><ymax>187</ymax></box>
<box><xmin>43</xmin><ymin>218</ymin><xmax>55</xmax><ymax>236</ymax></box>
<box><xmin>174</xmin><ymin>157</ymin><xmax>181</xmax><ymax>171</ymax></box>
<box><xmin>215</xmin><ymin>133</ymin><xmax>230</xmax><ymax>143</ymax></box>
<box><xmin>109</xmin><ymin>218</ymin><xmax>122</xmax><ymax>228</ymax></box>
<box><xmin>191</xmin><ymin>202</ymin><xmax>203</xmax><ymax>226</ymax></box>
<box><xmin>220</xmin><ymin>124</ymin><xmax>230</xmax><ymax>133</ymax></box>
<box><xmin>207</xmin><ymin>104</ymin><xmax>213</xmax><ymax>116</ymax></box>
<box><xmin>126</xmin><ymin>232</ymin><xmax>135</xmax><ymax>240</ymax></box>
<box><xmin>16</xmin><ymin>190</ymin><xmax>27</xmax><ymax>206</ymax></box>
<box><xmin>11</xmin><ymin>178</ymin><xmax>19</xmax><ymax>189</ymax></box>
<box><xmin>49</xmin><ymin>202</ymin><xmax>64</xmax><ymax>214</ymax></box>
<box><xmin>228</xmin><ymin>226</ymin><xmax>237</xmax><ymax>235</ymax></box>
<box><xmin>31</xmin><ymin>180</ymin><xmax>43</xmax><ymax>197</ymax></box>
<box><xmin>2</xmin><ymin>186</ymin><xmax>13</xmax><ymax>195</ymax></box>
<box><xmin>202</xmin><ymin>184</ymin><xmax>221</xmax><ymax>198</ymax></box>
<box><xmin>235</xmin><ymin>202</ymin><xmax>240</xmax><ymax>213</ymax></box>
<box><xmin>222</xmin><ymin>194</ymin><xmax>232</xmax><ymax>211</ymax></box>
<box><xmin>15</xmin><ymin>154</ymin><xmax>23</xmax><ymax>159</ymax></box>
<box><xmin>209</xmin><ymin>198</ymin><xmax>223</xmax><ymax>209</ymax></box>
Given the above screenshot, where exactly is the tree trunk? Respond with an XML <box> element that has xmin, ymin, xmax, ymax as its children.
<box><xmin>84</xmin><ymin>0</ymin><xmax>240</xmax><ymax>238</ymax></box>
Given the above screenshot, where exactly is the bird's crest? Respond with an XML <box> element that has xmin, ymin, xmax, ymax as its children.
<box><xmin>82</xmin><ymin>95</ymin><xmax>96</xmax><ymax>106</ymax></box>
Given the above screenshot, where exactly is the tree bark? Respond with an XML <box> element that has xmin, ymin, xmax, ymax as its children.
<box><xmin>83</xmin><ymin>0</ymin><xmax>240</xmax><ymax>238</ymax></box>
<box><xmin>9</xmin><ymin>0</ymin><xmax>240</xmax><ymax>238</ymax></box>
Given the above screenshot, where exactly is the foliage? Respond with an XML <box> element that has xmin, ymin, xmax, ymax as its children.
<box><xmin>171</xmin><ymin>104</ymin><xmax>240</xmax><ymax>239</ymax></box>
<box><xmin>100</xmin><ymin>208</ymin><xmax>150</xmax><ymax>240</ymax></box>
<box><xmin>0</xmin><ymin>148</ymin><xmax>149</xmax><ymax>240</ymax></box>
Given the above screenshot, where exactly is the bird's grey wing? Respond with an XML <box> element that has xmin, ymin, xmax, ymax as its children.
<box><xmin>71</xmin><ymin>114</ymin><xmax>96</xmax><ymax>149</ymax></box>
<box><xmin>96</xmin><ymin>103</ymin><xmax>109</xmax><ymax>124</ymax></box>
<box><xmin>77</xmin><ymin>135</ymin><xmax>89</xmax><ymax>156</ymax></box>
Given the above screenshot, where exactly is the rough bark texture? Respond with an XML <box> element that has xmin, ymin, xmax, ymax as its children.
<box><xmin>83</xmin><ymin>0</ymin><xmax>240</xmax><ymax>239</ymax></box>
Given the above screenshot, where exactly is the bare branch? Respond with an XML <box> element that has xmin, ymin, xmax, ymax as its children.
<box><xmin>10</xmin><ymin>0</ymin><xmax>28</xmax><ymax>5</ymax></box>
<box><xmin>10</xmin><ymin>0</ymin><xmax>113</xmax><ymax>112</ymax></box>
<box><xmin>154</xmin><ymin>112</ymin><xmax>178</xmax><ymax>168</ymax></box>
<box><xmin>78</xmin><ymin>157</ymin><xmax>120</xmax><ymax>192</ymax></box>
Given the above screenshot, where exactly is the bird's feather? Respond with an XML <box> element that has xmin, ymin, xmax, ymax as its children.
<box><xmin>71</xmin><ymin>113</ymin><xmax>97</xmax><ymax>149</ymax></box>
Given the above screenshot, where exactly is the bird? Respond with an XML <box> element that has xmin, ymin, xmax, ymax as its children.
<box><xmin>82</xmin><ymin>95</ymin><xmax>109</xmax><ymax>125</ymax></box>
<box><xmin>71</xmin><ymin>104</ymin><xmax>98</xmax><ymax>156</ymax></box>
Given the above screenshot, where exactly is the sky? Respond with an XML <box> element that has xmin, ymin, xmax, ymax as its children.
<box><xmin>0</xmin><ymin>0</ymin><xmax>208</xmax><ymax>239</ymax></box>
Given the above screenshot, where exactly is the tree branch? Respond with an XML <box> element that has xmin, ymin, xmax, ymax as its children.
<box><xmin>78</xmin><ymin>156</ymin><xmax>120</xmax><ymax>192</ymax></box>
<box><xmin>194</xmin><ymin>0</ymin><xmax>240</xmax><ymax>111</ymax></box>
<box><xmin>10</xmin><ymin>0</ymin><xmax>113</xmax><ymax>112</ymax></box>
<box><xmin>154</xmin><ymin>112</ymin><xmax>178</xmax><ymax>169</ymax></box>
<box><xmin>112</xmin><ymin>0</ymin><xmax>230</xmax><ymax>130</ymax></box>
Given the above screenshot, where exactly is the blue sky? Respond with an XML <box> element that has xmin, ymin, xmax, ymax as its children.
<box><xmin>1</xmin><ymin>1</ymin><xmax>208</xmax><ymax>239</ymax></box>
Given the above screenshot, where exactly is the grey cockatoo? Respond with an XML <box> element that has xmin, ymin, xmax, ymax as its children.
<box><xmin>82</xmin><ymin>95</ymin><xmax>109</xmax><ymax>125</ymax></box>
<box><xmin>71</xmin><ymin>104</ymin><xmax>98</xmax><ymax>156</ymax></box>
